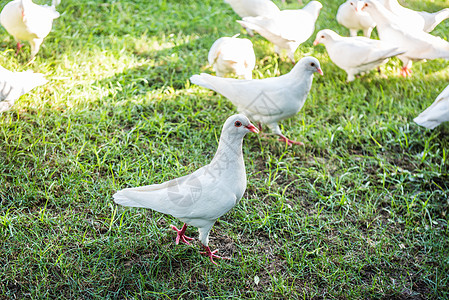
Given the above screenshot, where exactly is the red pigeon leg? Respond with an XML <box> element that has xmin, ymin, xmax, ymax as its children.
<box><xmin>200</xmin><ymin>245</ymin><xmax>230</xmax><ymax>265</ymax></box>
<box><xmin>171</xmin><ymin>223</ymin><xmax>194</xmax><ymax>245</ymax></box>
<box><xmin>400</xmin><ymin>66</ymin><xmax>412</xmax><ymax>77</ymax></box>
<box><xmin>16</xmin><ymin>42</ymin><xmax>23</xmax><ymax>55</ymax></box>
<box><xmin>278</xmin><ymin>134</ymin><xmax>304</xmax><ymax>146</ymax></box>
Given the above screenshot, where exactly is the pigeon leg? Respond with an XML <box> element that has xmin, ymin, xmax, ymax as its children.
<box><xmin>278</xmin><ymin>134</ymin><xmax>304</xmax><ymax>146</ymax></box>
<box><xmin>258</xmin><ymin>123</ymin><xmax>263</xmax><ymax>131</ymax></box>
<box><xmin>171</xmin><ymin>223</ymin><xmax>194</xmax><ymax>245</ymax></box>
<box><xmin>200</xmin><ymin>245</ymin><xmax>230</xmax><ymax>265</ymax></box>
<box><xmin>16</xmin><ymin>42</ymin><xmax>23</xmax><ymax>55</ymax></box>
<box><xmin>400</xmin><ymin>66</ymin><xmax>412</xmax><ymax>77</ymax></box>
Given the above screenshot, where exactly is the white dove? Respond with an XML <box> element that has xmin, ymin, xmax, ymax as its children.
<box><xmin>0</xmin><ymin>0</ymin><xmax>61</xmax><ymax>60</ymax></box>
<box><xmin>224</xmin><ymin>0</ymin><xmax>280</xmax><ymax>36</ymax></box>
<box><xmin>362</xmin><ymin>0</ymin><xmax>449</xmax><ymax>77</ymax></box>
<box><xmin>414</xmin><ymin>84</ymin><xmax>449</xmax><ymax>129</ymax></box>
<box><xmin>224</xmin><ymin>0</ymin><xmax>280</xmax><ymax>18</ymax></box>
<box><xmin>0</xmin><ymin>65</ymin><xmax>47</xmax><ymax>112</ymax></box>
<box><xmin>113</xmin><ymin>114</ymin><xmax>259</xmax><ymax>265</ymax></box>
<box><xmin>237</xmin><ymin>1</ymin><xmax>322</xmax><ymax>63</ymax></box>
<box><xmin>313</xmin><ymin>29</ymin><xmax>403</xmax><ymax>81</ymax></box>
<box><xmin>336</xmin><ymin>0</ymin><xmax>376</xmax><ymax>37</ymax></box>
<box><xmin>382</xmin><ymin>0</ymin><xmax>449</xmax><ymax>33</ymax></box>
<box><xmin>190</xmin><ymin>56</ymin><xmax>323</xmax><ymax>146</ymax></box>
<box><xmin>208</xmin><ymin>35</ymin><xmax>256</xmax><ymax>80</ymax></box>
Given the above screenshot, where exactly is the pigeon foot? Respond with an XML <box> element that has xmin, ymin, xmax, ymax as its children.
<box><xmin>278</xmin><ymin>135</ymin><xmax>304</xmax><ymax>146</ymax></box>
<box><xmin>171</xmin><ymin>223</ymin><xmax>194</xmax><ymax>245</ymax></box>
<box><xmin>400</xmin><ymin>67</ymin><xmax>412</xmax><ymax>77</ymax></box>
<box><xmin>200</xmin><ymin>246</ymin><xmax>230</xmax><ymax>265</ymax></box>
<box><xmin>16</xmin><ymin>42</ymin><xmax>23</xmax><ymax>55</ymax></box>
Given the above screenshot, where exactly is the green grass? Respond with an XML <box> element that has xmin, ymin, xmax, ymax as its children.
<box><xmin>1</xmin><ymin>0</ymin><xmax>448</xmax><ymax>298</ymax></box>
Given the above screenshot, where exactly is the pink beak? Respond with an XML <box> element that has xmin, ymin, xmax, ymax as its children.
<box><xmin>313</xmin><ymin>40</ymin><xmax>319</xmax><ymax>46</ymax></box>
<box><xmin>245</xmin><ymin>123</ymin><xmax>259</xmax><ymax>133</ymax></box>
<box><xmin>317</xmin><ymin>68</ymin><xmax>324</xmax><ymax>76</ymax></box>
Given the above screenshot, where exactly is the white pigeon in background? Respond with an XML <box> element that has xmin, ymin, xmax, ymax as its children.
<box><xmin>114</xmin><ymin>114</ymin><xmax>259</xmax><ymax>265</ymax></box>
<box><xmin>0</xmin><ymin>0</ymin><xmax>61</xmax><ymax>60</ymax></box>
<box><xmin>382</xmin><ymin>0</ymin><xmax>449</xmax><ymax>33</ymax></box>
<box><xmin>362</xmin><ymin>0</ymin><xmax>449</xmax><ymax>77</ymax></box>
<box><xmin>224</xmin><ymin>0</ymin><xmax>280</xmax><ymax>36</ymax></box>
<box><xmin>237</xmin><ymin>1</ymin><xmax>322</xmax><ymax>63</ymax></box>
<box><xmin>313</xmin><ymin>29</ymin><xmax>403</xmax><ymax>81</ymax></box>
<box><xmin>224</xmin><ymin>0</ymin><xmax>280</xmax><ymax>18</ymax></box>
<box><xmin>414</xmin><ymin>84</ymin><xmax>449</xmax><ymax>129</ymax></box>
<box><xmin>336</xmin><ymin>0</ymin><xmax>376</xmax><ymax>37</ymax></box>
<box><xmin>190</xmin><ymin>56</ymin><xmax>323</xmax><ymax>146</ymax></box>
<box><xmin>0</xmin><ymin>65</ymin><xmax>47</xmax><ymax>112</ymax></box>
<box><xmin>208</xmin><ymin>35</ymin><xmax>256</xmax><ymax>80</ymax></box>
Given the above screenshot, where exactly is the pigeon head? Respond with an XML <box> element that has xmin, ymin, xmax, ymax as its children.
<box><xmin>296</xmin><ymin>56</ymin><xmax>323</xmax><ymax>76</ymax></box>
<box><xmin>222</xmin><ymin>114</ymin><xmax>259</xmax><ymax>137</ymax></box>
<box><xmin>361</xmin><ymin>0</ymin><xmax>378</xmax><ymax>12</ymax></box>
<box><xmin>313</xmin><ymin>29</ymin><xmax>339</xmax><ymax>46</ymax></box>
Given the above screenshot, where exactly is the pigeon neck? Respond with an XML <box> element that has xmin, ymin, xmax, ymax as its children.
<box><xmin>366</xmin><ymin>5</ymin><xmax>393</xmax><ymax>25</ymax></box>
<box><xmin>211</xmin><ymin>132</ymin><xmax>244</xmax><ymax>167</ymax></box>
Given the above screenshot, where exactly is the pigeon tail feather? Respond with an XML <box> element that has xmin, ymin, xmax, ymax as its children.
<box><xmin>190</xmin><ymin>74</ymin><xmax>216</xmax><ymax>91</ymax></box>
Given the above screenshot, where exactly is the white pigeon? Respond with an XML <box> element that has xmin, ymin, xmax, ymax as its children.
<box><xmin>224</xmin><ymin>0</ymin><xmax>280</xmax><ymax>36</ymax></box>
<box><xmin>208</xmin><ymin>35</ymin><xmax>256</xmax><ymax>80</ymax></box>
<box><xmin>362</xmin><ymin>0</ymin><xmax>449</xmax><ymax>77</ymax></box>
<box><xmin>0</xmin><ymin>0</ymin><xmax>61</xmax><ymax>59</ymax></box>
<box><xmin>113</xmin><ymin>114</ymin><xmax>259</xmax><ymax>265</ymax></box>
<box><xmin>190</xmin><ymin>56</ymin><xmax>323</xmax><ymax>146</ymax></box>
<box><xmin>224</xmin><ymin>0</ymin><xmax>280</xmax><ymax>18</ymax></box>
<box><xmin>237</xmin><ymin>1</ymin><xmax>322</xmax><ymax>63</ymax></box>
<box><xmin>382</xmin><ymin>0</ymin><xmax>449</xmax><ymax>33</ymax></box>
<box><xmin>336</xmin><ymin>0</ymin><xmax>376</xmax><ymax>37</ymax></box>
<box><xmin>0</xmin><ymin>65</ymin><xmax>47</xmax><ymax>112</ymax></box>
<box><xmin>313</xmin><ymin>29</ymin><xmax>403</xmax><ymax>81</ymax></box>
<box><xmin>414</xmin><ymin>84</ymin><xmax>449</xmax><ymax>129</ymax></box>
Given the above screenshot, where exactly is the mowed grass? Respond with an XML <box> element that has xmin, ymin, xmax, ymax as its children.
<box><xmin>0</xmin><ymin>0</ymin><xmax>448</xmax><ymax>298</ymax></box>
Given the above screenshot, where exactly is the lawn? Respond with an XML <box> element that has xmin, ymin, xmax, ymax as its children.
<box><xmin>0</xmin><ymin>0</ymin><xmax>448</xmax><ymax>298</ymax></box>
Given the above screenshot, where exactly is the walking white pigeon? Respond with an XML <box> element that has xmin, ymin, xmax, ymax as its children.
<box><xmin>0</xmin><ymin>0</ymin><xmax>61</xmax><ymax>60</ymax></box>
<box><xmin>224</xmin><ymin>0</ymin><xmax>280</xmax><ymax>18</ymax></box>
<box><xmin>237</xmin><ymin>1</ymin><xmax>322</xmax><ymax>63</ymax></box>
<box><xmin>313</xmin><ymin>29</ymin><xmax>403</xmax><ymax>81</ymax></box>
<box><xmin>336</xmin><ymin>0</ymin><xmax>376</xmax><ymax>37</ymax></box>
<box><xmin>414</xmin><ymin>84</ymin><xmax>449</xmax><ymax>129</ymax></box>
<box><xmin>113</xmin><ymin>114</ymin><xmax>259</xmax><ymax>265</ymax></box>
<box><xmin>0</xmin><ymin>65</ymin><xmax>47</xmax><ymax>112</ymax></box>
<box><xmin>224</xmin><ymin>0</ymin><xmax>280</xmax><ymax>36</ymax></box>
<box><xmin>190</xmin><ymin>56</ymin><xmax>323</xmax><ymax>146</ymax></box>
<box><xmin>382</xmin><ymin>0</ymin><xmax>449</xmax><ymax>33</ymax></box>
<box><xmin>208</xmin><ymin>35</ymin><xmax>256</xmax><ymax>80</ymax></box>
<box><xmin>361</xmin><ymin>0</ymin><xmax>449</xmax><ymax>77</ymax></box>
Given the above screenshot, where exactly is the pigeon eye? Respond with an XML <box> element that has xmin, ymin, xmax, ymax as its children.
<box><xmin>234</xmin><ymin>121</ymin><xmax>242</xmax><ymax>127</ymax></box>
<box><xmin>321</xmin><ymin>35</ymin><xmax>325</xmax><ymax>38</ymax></box>
<box><xmin>310</xmin><ymin>63</ymin><xmax>315</xmax><ymax>67</ymax></box>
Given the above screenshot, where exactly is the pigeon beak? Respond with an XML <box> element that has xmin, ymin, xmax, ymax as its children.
<box><xmin>245</xmin><ymin>123</ymin><xmax>259</xmax><ymax>133</ymax></box>
<box><xmin>317</xmin><ymin>68</ymin><xmax>324</xmax><ymax>76</ymax></box>
<box><xmin>313</xmin><ymin>40</ymin><xmax>319</xmax><ymax>46</ymax></box>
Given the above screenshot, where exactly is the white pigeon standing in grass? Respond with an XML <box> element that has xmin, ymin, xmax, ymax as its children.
<box><xmin>113</xmin><ymin>114</ymin><xmax>259</xmax><ymax>265</ymax></box>
<box><xmin>313</xmin><ymin>29</ymin><xmax>403</xmax><ymax>81</ymax></box>
<box><xmin>190</xmin><ymin>56</ymin><xmax>323</xmax><ymax>146</ymax></box>
<box><xmin>237</xmin><ymin>1</ymin><xmax>322</xmax><ymax>63</ymax></box>
<box><xmin>208</xmin><ymin>35</ymin><xmax>256</xmax><ymax>80</ymax></box>
<box><xmin>414</xmin><ymin>84</ymin><xmax>449</xmax><ymax>129</ymax></box>
<box><xmin>224</xmin><ymin>0</ymin><xmax>280</xmax><ymax>18</ymax></box>
<box><xmin>0</xmin><ymin>0</ymin><xmax>61</xmax><ymax>60</ymax></box>
<box><xmin>382</xmin><ymin>0</ymin><xmax>449</xmax><ymax>33</ymax></box>
<box><xmin>224</xmin><ymin>0</ymin><xmax>280</xmax><ymax>36</ymax></box>
<box><xmin>336</xmin><ymin>0</ymin><xmax>376</xmax><ymax>37</ymax></box>
<box><xmin>362</xmin><ymin>0</ymin><xmax>449</xmax><ymax>77</ymax></box>
<box><xmin>0</xmin><ymin>65</ymin><xmax>47</xmax><ymax>112</ymax></box>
